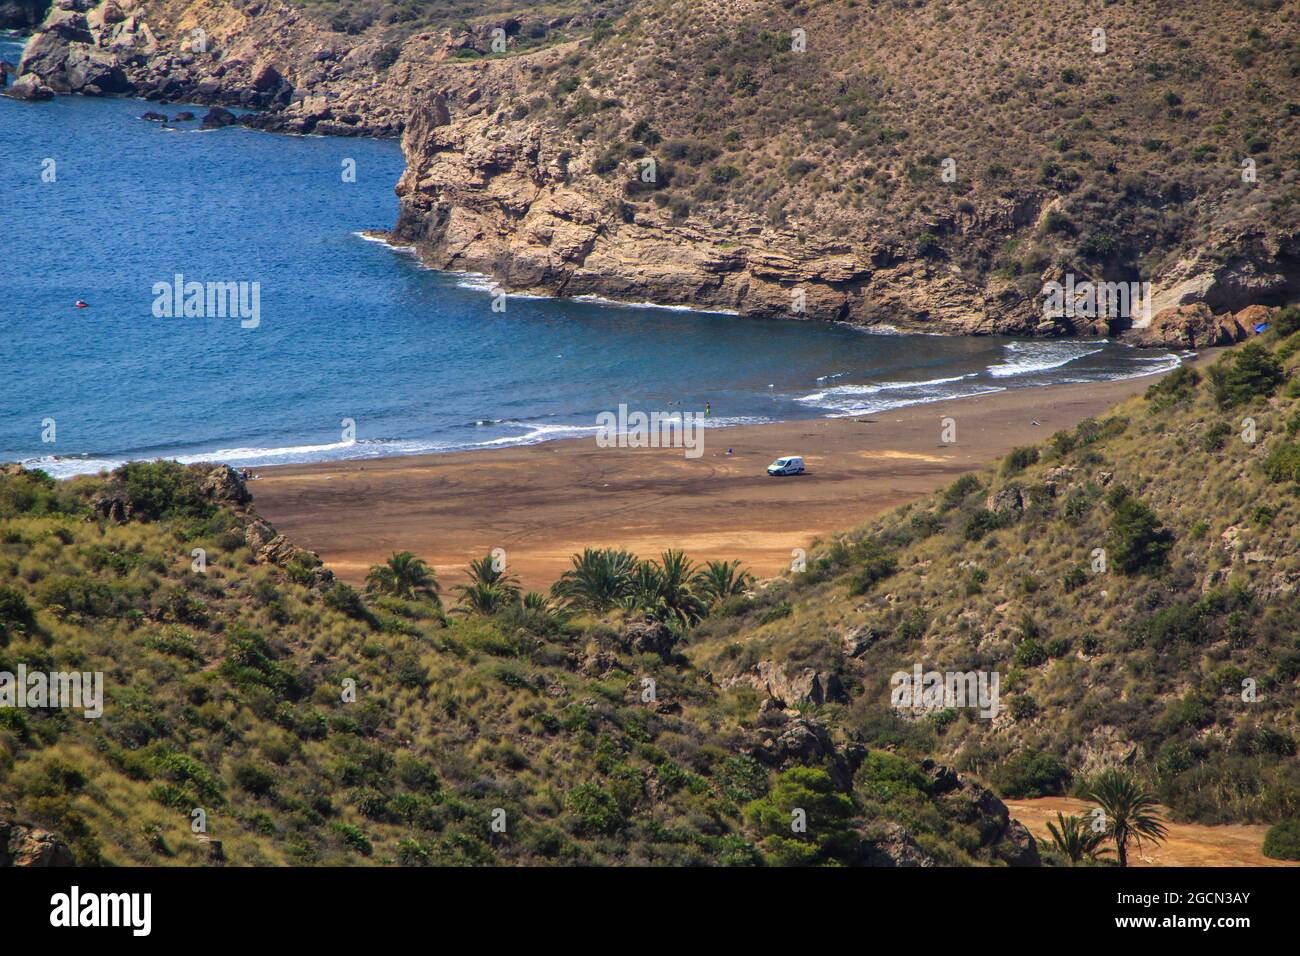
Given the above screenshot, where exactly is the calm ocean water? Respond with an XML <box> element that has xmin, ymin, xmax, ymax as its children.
<box><xmin>0</xmin><ymin>34</ymin><xmax>1181</xmax><ymax>478</ymax></box>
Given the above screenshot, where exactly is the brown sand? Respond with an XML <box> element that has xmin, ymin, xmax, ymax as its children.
<box><xmin>253</xmin><ymin>372</ymin><xmax>1170</xmax><ymax>591</ymax></box>
<box><xmin>1004</xmin><ymin>797</ymin><xmax>1295</xmax><ymax>867</ymax></box>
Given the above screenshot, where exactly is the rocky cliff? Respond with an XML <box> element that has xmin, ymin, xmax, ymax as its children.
<box><xmin>11</xmin><ymin>0</ymin><xmax>1300</xmax><ymax>343</ymax></box>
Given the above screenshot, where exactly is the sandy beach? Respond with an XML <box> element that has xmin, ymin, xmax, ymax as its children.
<box><xmin>251</xmin><ymin>369</ymin><xmax>1181</xmax><ymax>592</ymax></box>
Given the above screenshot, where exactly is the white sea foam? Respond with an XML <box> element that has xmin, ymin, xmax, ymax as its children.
<box><xmin>986</xmin><ymin>340</ymin><xmax>1108</xmax><ymax>378</ymax></box>
<box><xmin>809</xmin><ymin>385</ymin><xmax>1008</xmax><ymax>417</ymax></box>
<box><xmin>797</xmin><ymin>374</ymin><xmax>978</xmax><ymax>404</ymax></box>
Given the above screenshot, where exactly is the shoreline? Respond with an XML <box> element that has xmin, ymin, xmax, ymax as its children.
<box><xmin>361</xmin><ymin>228</ymin><xmax>748</xmax><ymax>316</ymax></box>
<box><xmin>252</xmin><ymin>365</ymin><xmax>1194</xmax><ymax>592</ymax></box>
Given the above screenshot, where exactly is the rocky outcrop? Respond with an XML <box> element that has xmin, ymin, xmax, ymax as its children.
<box><xmin>921</xmin><ymin>760</ymin><xmax>1041</xmax><ymax>866</ymax></box>
<box><xmin>198</xmin><ymin>462</ymin><xmax>250</xmax><ymax>506</ymax></box>
<box><xmin>0</xmin><ymin>815</ymin><xmax>76</xmax><ymax>866</ymax></box>
<box><xmin>4</xmin><ymin>71</ymin><xmax>52</xmax><ymax>97</ymax></box>
<box><xmin>198</xmin><ymin>104</ymin><xmax>234</xmax><ymax>128</ymax></box>
<box><xmin>725</xmin><ymin>659</ymin><xmax>845</xmax><ymax>708</ymax></box>
<box><xmin>243</xmin><ymin>519</ymin><xmax>334</xmax><ymax>588</ymax></box>
<box><xmin>749</xmin><ymin>717</ymin><xmax>866</xmax><ymax>792</ymax></box>
<box><xmin>620</xmin><ymin>620</ymin><xmax>677</xmax><ymax>662</ymax></box>
<box><xmin>13</xmin><ymin>0</ymin><xmax>425</xmax><ymax>132</ymax></box>
<box><xmin>853</xmin><ymin>821</ymin><xmax>936</xmax><ymax>867</ymax></box>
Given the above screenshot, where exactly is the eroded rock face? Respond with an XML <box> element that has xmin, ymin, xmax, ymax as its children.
<box><xmin>0</xmin><ymin>817</ymin><xmax>76</xmax><ymax>867</ymax></box>
<box><xmin>621</xmin><ymin>620</ymin><xmax>677</xmax><ymax>662</ymax></box>
<box><xmin>198</xmin><ymin>463</ymin><xmax>250</xmax><ymax>506</ymax></box>
<box><xmin>4</xmin><ymin>71</ymin><xmax>53</xmax><ymax>98</ymax></box>
<box><xmin>750</xmin><ymin>717</ymin><xmax>866</xmax><ymax>792</ymax></box>
<box><xmin>726</xmin><ymin>659</ymin><xmax>846</xmax><ymax>708</ymax></box>
<box><xmin>243</xmin><ymin>520</ymin><xmax>334</xmax><ymax>588</ymax></box>
<box><xmin>854</xmin><ymin>821</ymin><xmax>935</xmax><ymax>867</ymax></box>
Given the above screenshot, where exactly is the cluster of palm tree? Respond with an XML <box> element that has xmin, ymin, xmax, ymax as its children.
<box><xmin>550</xmin><ymin>548</ymin><xmax>753</xmax><ymax>626</ymax></box>
<box><xmin>364</xmin><ymin>547</ymin><xmax>753</xmax><ymax>626</ymax></box>
<box><xmin>364</xmin><ymin>551</ymin><xmax>557</xmax><ymax>618</ymax></box>
<box><xmin>1046</xmin><ymin>769</ymin><xmax>1169</xmax><ymax>867</ymax></box>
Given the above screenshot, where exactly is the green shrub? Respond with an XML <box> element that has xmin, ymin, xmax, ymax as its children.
<box><xmin>855</xmin><ymin>750</ymin><xmax>929</xmax><ymax>803</ymax></box>
<box><xmin>847</xmin><ymin>553</ymin><xmax>898</xmax><ymax>595</ymax></box>
<box><xmin>990</xmin><ymin>749</ymin><xmax>1070</xmax><ymax>798</ymax></box>
<box><xmin>1270</xmin><ymin>305</ymin><xmax>1300</xmax><ymax>338</ymax></box>
<box><xmin>113</xmin><ymin>461</ymin><xmax>216</xmax><ymax>522</ymax></box>
<box><xmin>963</xmin><ymin>509</ymin><xmax>1013</xmax><ymax>541</ymax></box>
<box><xmin>0</xmin><ymin>585</ymin><xmax>36</xmax><ymax>645</ymax></box>
<box><xmin>942</xmin><ymin>474</ymin><xmax>983</xmax><ymax>510</ymax></box>
<box><xmin>1263</xmin><ymin>441</ymin><xmax>1300</xmax><ymax>484</ymax></box>
<box><xmin>564</xmin><ymin>782</ymin><xmax>625</xmax><ymax>836</ymax></box>
<box><xmin>1015</xmin><ymin>639</ymin><xmax>1048</xmax><ymax>668</ymax></box>
<box><xmin>1002</xmin><ymin>445</ymin><xmax>1040</xmax><ymax>476</ymax></box>
<box><xmin>232</xmin><ymin>759</ymin><xmax>278</xmax><ymax>796</ymax></box>
<box><xmin>1108</xmin><ymin>486</ymin><xmax>1173</xmax><ymax>574</ymax></box>
<box><xmin>1262</xmin><ymin>819</ymin><xmax>1300</xmax><ymax>860</ymax></box>
<box><xmin>1207</xmin><ymin>343</ymin><xmax>1287</xmax><ymax>408</ymax></box>
<box><xmin>329</xmin><ymin>822</ymin><xmax>373</xmax><ymax>856</ymax></box>
<box><xmin>745</xmin><ymin>767</ymin><xmax>858</xmax><ymax>865</ymax></box>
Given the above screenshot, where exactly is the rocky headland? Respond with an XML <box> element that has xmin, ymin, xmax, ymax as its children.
<box><xmin>8</xmin><ymin>0</ymin><xmax>1299</xmax><ymax>345</ymax></box>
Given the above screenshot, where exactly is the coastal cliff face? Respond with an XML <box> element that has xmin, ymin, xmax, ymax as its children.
<box><xmin>13</xmin><ymin>0</ymin><xmax>1300</xmax><ymax>341</ymax></box>
<box><xmin>392</xmin><ymin>0</ymin><xmax>1300</xmax><ymax>339</ymax></box>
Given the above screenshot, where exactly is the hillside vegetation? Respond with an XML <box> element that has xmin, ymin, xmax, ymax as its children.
<box><xmin>567</xmin><ymin>0</ymin><xmax>1298</xmax><ymax>257</ymax></box>
<box><xmin>4</xmin><ymin>317</ymin><xmax>1300</xmax><ymax>865</ymax></box>
<box><xmin>290</xmin><ymin>0</ymin><xmax>629</xmax><ymax>48</ymax></box>
<box><xmin>692</xmin><ymin>308</ymin><xmax>1300</xmax><ymax>827</ymax></box>
<box><xmin>0</xmin><ymin>466</ymin><xmax>1035</xmax><ymax>867</ymax></box>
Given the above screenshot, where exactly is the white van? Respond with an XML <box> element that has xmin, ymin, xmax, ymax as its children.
<box><xmin>767</xmin><ymin>456</ymin><xmax>805</xmax><ymax>476</ymax></box>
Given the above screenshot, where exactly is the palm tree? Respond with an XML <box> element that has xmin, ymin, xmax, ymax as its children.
<box><xmin>694</xmin><ymin>559</ymin><xmax>755</xmax><ymax>605</ymax></box>
<box><xmin>522</xmin><ymin>591</ymin><xmax>555</xmax><ymax>614</ymax></box>
<box><xmin>650</xmin><ymin>550</ymin><xmax>708</xmax><ymax>626</ymax></box>
<box><xmin>1045</xmin><ymin>811</ymin><xmax>1112</xmax><ymax>865</ymax></box>
<box><xmin>551</xmin><ymin>548</ymin><xmax>638</xmax><ymax>612</ymax></box>
<box><xmin>452</xmin><ymin>581</ymin><xmax>515</xmax><ymax>616</ymax></box>
<box><xmin>466</xmin><ymin>554</ymin><xmax>520</xmax><ymax>592</ymax></box>
<box><xmin>452</xmin><ymin>553</ymin><xmax>521</xmax><ymax>615</ymax></box>
<box><xmin>1084</xmin><ymin>769</ymin><xmax>1169</xmax><ymax>867</ymax></box>
<box><xmin>619</xmin><ymin>551</ymin><xmax>710</xmax><ymax>626</ymax></box>
<box><xmin>365</xmin><ymin>551</ymin><xmax>440</xmax><ymax>604</ymax></box>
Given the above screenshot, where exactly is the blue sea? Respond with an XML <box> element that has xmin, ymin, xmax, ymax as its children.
<box><xmin>0</xmin><ymin>33</ymin><xmax>1182</xmax><ymax>478</ymax></box>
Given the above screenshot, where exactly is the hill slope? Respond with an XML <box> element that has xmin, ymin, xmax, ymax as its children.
<box><xmin>0</xmin><ymin>463</ymin><xmax>1037</xmax><ymax>867</ymax></box>
<box><xmin>690</xmin><ymin>308</ymin><xmax>1300</xmax><ymax>827</ymax></box>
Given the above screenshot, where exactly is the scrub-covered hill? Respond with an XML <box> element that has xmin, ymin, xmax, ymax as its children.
<box><xmin>691</xmin><ymin>307</ymin><xmax>1300</xmax><ymax>828</ymax></box>
<box><xmin>0</xmin><ymin>461</ymin><xmax>1037</xmax><ymax>866</ymax></box>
